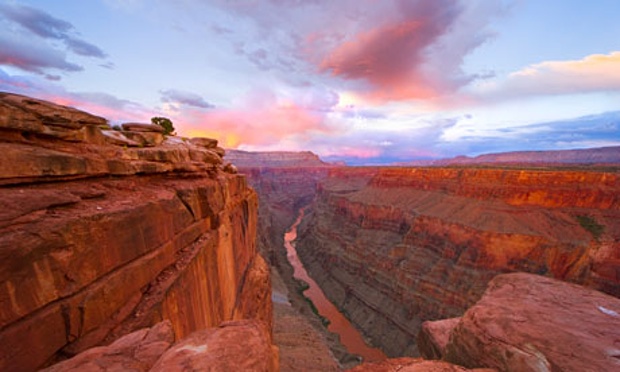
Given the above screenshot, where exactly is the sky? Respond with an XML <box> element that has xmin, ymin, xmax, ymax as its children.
<box><xmin>0</xmin><ymin>0</ymin><xmax>619</xmax><ymax>164</ymax></box>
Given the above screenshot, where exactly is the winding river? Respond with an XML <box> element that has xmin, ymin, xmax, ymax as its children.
<box><xmin>284</xmin><ymin>208</ymin><xmax>387</xmax><ymax>362</ymax></box>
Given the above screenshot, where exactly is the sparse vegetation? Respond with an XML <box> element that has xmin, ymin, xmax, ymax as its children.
<box><xmin>576</xmin><ymin>215</ymin><xmax>604</xmax><ymax>241</ymax></box>
<box><xmin>151</xmin><ymin>116</ymin><xmax>175</xmax><ymax>135</ymax></box>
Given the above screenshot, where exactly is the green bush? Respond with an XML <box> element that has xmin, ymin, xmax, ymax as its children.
<box><xmin>576</xmin><ymin>215</ymin><xmax>604</xmax><ymax>241</ymax></box>
<box><xmin>151</xmin><ymin>116</ymin><xmax>175</xmax><ymax>135</ymax></box>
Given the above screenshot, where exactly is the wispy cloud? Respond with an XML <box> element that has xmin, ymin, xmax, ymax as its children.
<box><xmin>0</xmin><ymin>36</ymin><xmax>82</xmax><ymax>75</ymax></box>
<box><xmin>160</xmin><ymin>89</ymin><xmax>215</xmax><ymax>109</ymax></box>
<box><xmin>0</xmin><ymin>3</ymin><xmax>107</xmax><ymax>76</ymax></box>
<box><xmin>205</xmin><ymin>0</ymin><xmax>506</xmax><ymax>103</ymax></box>
<box><xmin>175</xmin><ymin>87</ymin><xmax>335</xmax><ymax>147</ymax></box>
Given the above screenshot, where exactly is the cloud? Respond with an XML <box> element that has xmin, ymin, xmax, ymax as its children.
<box><xmin>0</xmin><ymin>67</ymin><xmax>150</xmax><ymax>123</ymax></box>
<box><xmin>438</xmin><ymin>111</ymin><xmax>620</xmax><ymax>156</ymax></box>
<box><xmin>160</xmin><ymin>89</ymin><xmax>215</xmax><ymax>109</ymax></box>
<box><xmin>0</xmin><ymin>3</ymin><xmax>107</xmax><ymax>75</ymax></box>
<box><xmin>0</xmin><ymin>36</ymin><xmax>83</xmax><ymax>74</ymax></box>
<box><xmin>173</xmin><ymin>87</ymin><xmax>334</xmax><ymax>148</ymax></box>
<box><xmin>474</xmin><ymin>51</ymin><xmax>620</xmax><ymax>99</ymax></box>
<box><xmin>320</xmin><ymin>1</ymin><xmax>461</xmax><ymax>100</ymax></box>
<box><xmin>316</xmin><ymin>0</ymin><xmax>506</xmax><ymax>102</ymax></box>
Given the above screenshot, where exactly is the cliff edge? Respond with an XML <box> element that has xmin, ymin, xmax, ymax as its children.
<box><xmin>0</xmin><ymin>92</ymin><xmax>274</xmax><ymax>371</ymax></box>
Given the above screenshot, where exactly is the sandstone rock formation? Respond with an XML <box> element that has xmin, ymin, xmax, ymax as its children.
<box><xmin>42</xmin><ymin>319</ymin><xmax>278</xmax><ymax>372</ymax></box>
<box><xmin>41</xmin><ymin>321</ymin><xmax>175</xmax><ymax>372</ymax></box>
<box><xmin>417</xmin><ymin>318</ymin><xmax>461</xmax><ymax>360</ymax></box>
<box><xmin>151</xmin><ymin>320</ymin><xmax>277</xmax><ymax>371</ymax></box>
<box><xmin>429</xmin><ymin>273</ymin><xmax>620</xmax><ymax>372</ymax></box>
<box><xmin>295</xmin><ymin>166</ymin><xmax>619</xmax><ymax>356</ymax></box>
<box><xmin>0</xmin><ymin>93</ymin><xmax>272</xmax><ymax>371</ymax></box>
<box><xmin>348</xmin><ymin>357</ymin><xmax>491</xmax><ymax>371</ymax></box>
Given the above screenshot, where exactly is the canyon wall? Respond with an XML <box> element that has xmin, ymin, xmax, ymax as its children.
<box><xmin>295</xmin><ymin>166</ymin><xmax>620</xmax><ymax>357</ymax></box>
<box><xmin>0</xmin><ymin>93</ymin><xmax>272</xmax><ymax>371</ymax></box>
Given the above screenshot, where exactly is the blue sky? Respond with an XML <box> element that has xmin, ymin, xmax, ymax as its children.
<box><xmin>1</xmin><ymin>0</ymin><xmax>619</xmax><ymax>164</ymax></box>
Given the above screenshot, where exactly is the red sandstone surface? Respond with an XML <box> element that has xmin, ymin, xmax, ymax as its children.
<box><xmin>348</xmin><ymin>357</ymin><xmax>494</xmax><ymax>371</ymax></box>
<box><xmin>441</xmin><ymin>273</ymin><xmax>620</xmax><ymax>371</ymax></box>
<box><xmin>0</xmin><ymin>93</ymin><xmax>274</xmax><ymax>371</ymax></box>
<box><xmin>42</xmin><ymin>319</ymin><xmax>278</xmax><ymax>372</ymax></box>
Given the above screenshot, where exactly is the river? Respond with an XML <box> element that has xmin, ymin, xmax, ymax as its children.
<box><xmin>284</xmin><ymin>208</ymin><xmax>387</xmax><ymax>362</ymax></box>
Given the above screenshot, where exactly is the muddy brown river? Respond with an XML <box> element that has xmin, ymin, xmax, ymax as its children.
<box><xmin>284</xmin><ymin>208</ymin><xmax>387</xmax><ymax>362</ymax></box>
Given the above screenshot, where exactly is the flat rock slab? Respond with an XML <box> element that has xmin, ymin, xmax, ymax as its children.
<box><xmin>445</xmin><ymin>272</ymin><xmax>620</xmax><ymax>372</ymax></box>
<box><xmin>121</xmin><ymin>123</ymin><xmax>165</xmax><ymax>133</ymax></box>
<box><xmin>190</xmin><ymin>137</ymin><xmax>218</xmax><ymax>149</ymax></box>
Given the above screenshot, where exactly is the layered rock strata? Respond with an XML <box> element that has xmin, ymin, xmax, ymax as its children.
<box><xmin>295</xmin><ymin>167</ymin><xmax>619</xmax><ymax>356</ymax></box>
<box><xmin>421</xmin><ymin>273</ymin><xmax>620</xmax><ymax>372</ymax></box>
<box><xmin>0</xmin><ymin>93</ymin><xmax>272</xmax><ymax>371</ymax></box>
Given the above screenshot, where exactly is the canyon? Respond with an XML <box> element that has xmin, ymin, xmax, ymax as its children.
<box><xmin>231</xmin><ymin>150</ymin><xmax>620</xmax><ymax>366</ymax></box>
<box><xmin>1</xmin><ymin>92</ymin><xmax>619</xmax><ymax>371</ymax></box>
<box><xmin>297</xmin><ymin>166</ymin><xmax>620</xmax><ymax>356</ymax></box>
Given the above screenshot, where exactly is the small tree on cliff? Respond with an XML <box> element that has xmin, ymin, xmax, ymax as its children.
<box><xmin>151</xmin><ymin>116</ymin><xmax>175</xmax><ymax>135</ymax></box>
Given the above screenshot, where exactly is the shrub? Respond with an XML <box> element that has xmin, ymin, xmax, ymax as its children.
<box><xmin>151</xmin><ymin>116</ymin><xmax>175</xmax><ymax>135</ymax></box>
<box><xmin>576</xmin><ymin>215</ymin><xmax>604</xmax><ymax>241</ymax></box>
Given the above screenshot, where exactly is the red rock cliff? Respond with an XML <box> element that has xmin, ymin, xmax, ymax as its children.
<box><xmin>295</xmin><ymin>166</ymin><xmax>620</xmax><ymax>357</ymax></box>
<box><xmin>0</xmin><ymin>93</ymin><xmax>272</xmax><ymax>371</ymax></box>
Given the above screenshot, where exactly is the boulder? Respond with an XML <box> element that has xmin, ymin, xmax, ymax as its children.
<box><xmin>121</xmin><ymin>122</ymin><xmax>165</xmax><ymax>133</ymax></box>
<box><xmin>0</xmin><ymin>92</ymin><xmax>107</xmax><ymax>142</ymax></box>
<box><xmin>41</xmin><ymin>321</ymin><xmax>175</xmax><ymax>372</ymax></box>
<box><xmin>444</xmin><ymin>273</ymin><xmax>620</xmax><ymax>372</ymax></box>
<box><xmin>418</xmin><ymin>318</ymin><xmax>461</xmax><ymax>360</ymax></box>
<box><xmin>348</xmin><ymin>357</ymin><xmax>493</xmax><ymax>371</ymax></box>
<box><xmin>190</xmin><ymin>137</ymin><xmax>218</xmax><ymax>149</ymax></box>
<box><xmin>213</xmin><ymin>146</ymin><xmax>226</xmax><ymax>157</ymax></box>
<box><xmin>223</xmin><ymin>163</ymin><xmax>238</xmax><ymax>174</ymax></box>
<box><xmin>151</xmin><ymin>320</ymin><xmax>278</xmax><ymax>371</ymax></box>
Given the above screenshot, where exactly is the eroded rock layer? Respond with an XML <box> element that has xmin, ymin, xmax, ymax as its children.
<box><xmin>0</xmin><ymin>93</ymin><xmax>271</xmax><ymax>371</ymax></box>
<box><xmin>295</xmin><ymin>166</ymin><xmax>620</xmax><ymax>357</ymax></box>
<box><xmin>442</xmin><ymin>273</ymin><xmax>620</xmax><ymax>372</ymax></box>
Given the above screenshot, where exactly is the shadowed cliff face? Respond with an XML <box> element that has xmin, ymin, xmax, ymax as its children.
<box><xmin>286</xmin><ymin>167</ymin><xmax>619</xmax><ymax>357</ymax></box>
<box><xmin>0</xmin><ymin>93</ymin><xmax>272</xmax><ymax>371</ymax></box>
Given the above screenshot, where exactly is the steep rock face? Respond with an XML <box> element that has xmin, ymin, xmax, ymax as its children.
<box><xmin>0</xmin><ymin>93</ymin><xmax>271</xmax><ymax>371</ymax></box>
<box><xmin>443</xmin><ymin>273</ymin><xmax>620</xmax><ymax>372</ymax></box>
<box><xmin>296</xmin><ymin>167</ymin><xmax>619</xmax><ymax>357</ymax></box>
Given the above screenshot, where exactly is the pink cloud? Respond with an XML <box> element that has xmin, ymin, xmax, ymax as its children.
<box><xmin>476</xmin><ymin>51</ymin><xmax>620</xmax><ymax>99</ymax></box>
<box><xmin>318</xmin><ymin>0</ymin><xmax>465</xmax><ymax>102</ymax></box>
<box><xmin>179</xmin><ymin>99</ymin><xmax>330</xmax><ymax>148</ymax></box>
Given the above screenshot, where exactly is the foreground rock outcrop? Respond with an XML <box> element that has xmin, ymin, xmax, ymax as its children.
<box><xmin>295</xmin><ymin>166</ymin><xmax>619</xmax><ymax>356</ymax></box>
<box><xmin>42</xmin><ymin>319</ymin><xmax>278</xmax><ymax>372</ymax></box>
<box><xmin>0</xmin><ymin>93</ymin><xmax>273</xmax><ymax>371</ymax></box>
<box><xmin>422</xmin><ymin>273</ymin><xmax>620</xmax><ymax>372</ymax></box>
